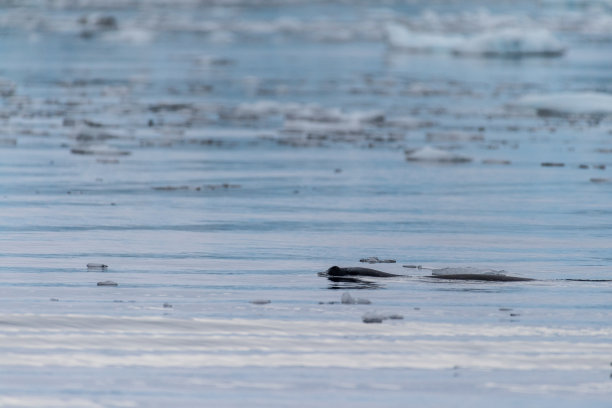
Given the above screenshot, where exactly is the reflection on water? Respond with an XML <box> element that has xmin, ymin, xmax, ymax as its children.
<box><xmin>325</xmin><ymin>276</ymin><xmax>385</xmax><ymax>290</ymax></box>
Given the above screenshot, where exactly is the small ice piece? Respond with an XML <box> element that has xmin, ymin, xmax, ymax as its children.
<box><xmin>97</xmin><ymin>280</ymin><xmax>118</xmax><ymax>286</ymax></box>
<box><xmin>405</xmin><ymin>146</ymin><xmax>472</xmax><ymax>163</ymax></box>
<box><xmin>513</xmin><ymin>92</ymin><xmax>612</xmax><ymax>116</ymax></box>
<box><xmin>452</xmin><ymin>28</ymin><xmax>565</xmax><ymax>58</ymax></box>
<box><xmin>426</xmin><ymin>132</ymin><xmax>484</xmax><ymax>142</ymax></box>
<box><xmin>359</xmin><ymin>257</ymin><xmax>396</xmax><ymax>264</ymax></box>
<box><xmin>362</xmin><ymin>312</ymin><xmax>385</xmax><ymax>324</ymax></box>
<box><xmin>341</xmin><ymin>292</ymin><xmax>356</xmax><ymax>304</ymax></box>
<box><xmin>342</xmin><ymin>292</ymin><xmax>371</xmax><ymax>305</ymax></box>
<box><xmin>250</xmin><ymin>299</ymin><xmax>271</xmax><ymax>305</ymax></box>
<box><xmin>87</xmin><ymin>263</ymin><xmax>108</xmax><ymax>269</ymax></box>
<box><xmin>71</xmin><ymin>144</ymin><xmax>130</xmax><ymax>156</ymax></box>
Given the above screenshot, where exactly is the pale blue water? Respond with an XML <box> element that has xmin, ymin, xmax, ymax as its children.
<box><xmin>1</xmin><ymin>1</ymin><xmax>612</xmax><ymax>407</ymax></box>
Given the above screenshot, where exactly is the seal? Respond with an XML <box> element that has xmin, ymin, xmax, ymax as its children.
<box><xmin>320</xmin><ymin>266</ymin><xmax>610</xmax><ymax>283</ymax></box>
<box><xmin>428</xmin><ymin>273</ymin><xmax>534</xmax><ymax>282</ymax></box>
<box><xmin>325</xmin><ymin>266</ymin><xmax>401</xmax><ymax>278</ymax></box>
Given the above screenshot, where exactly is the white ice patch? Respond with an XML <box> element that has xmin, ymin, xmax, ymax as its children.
<box><xmin>387</xmin><ymin>23</ymin><xmax>565</xmax><ymax>57</ymax></box>
<box><xmin>452</xmin><ymin>28</ymin><xmax>565</xmax><ymax>57</ymax></box>
<box><xmin>405</xmin><ymin>146</ymin><xmax>472</xmax><ymax>163</ymax></box>
<box><xmin>385</xmin><ymin>23</ymin><xmax>464</xmax><ymax>52</ymax></box>
<box><xmin>341</xmin><ymin>292</ymin><xmax>371</xmax><ymax>305</ymax></box>
<box><xmin>513</xmin><ymin>92</ymin><xmax>612</xmax><ymax>116</ymax></box>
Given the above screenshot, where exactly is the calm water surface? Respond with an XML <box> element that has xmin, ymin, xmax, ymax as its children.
<box><xmin>1</xmin><ymin>0</ymin><xmax>611</xmax><ymax>406</ymax></box>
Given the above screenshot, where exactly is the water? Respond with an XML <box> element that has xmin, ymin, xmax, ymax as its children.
<box><xmin>1</xmin><ymin>1</ymin><xmax>612</xmax><ymax>406</ymax></box>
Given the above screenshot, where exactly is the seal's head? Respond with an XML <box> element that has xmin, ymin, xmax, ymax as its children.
<box><xmin>326</xmin><ymin>266</ymin><xmax>343</xmax><ymax>276</ymax></box>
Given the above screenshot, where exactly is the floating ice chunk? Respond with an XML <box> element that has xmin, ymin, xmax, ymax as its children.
<box><xmin>97</xmin><ymin>280</ymin><xmax>118</xmax><ymax>287</ymax></box>
<box><xmin>405</xmin><ymin>146</ymin><xmax>472</xmax><ymax>163</ymax></box>
<box><xmin>71</xmin><ymin>144</ymin><xmax>130</xmax><ymax>156</ymax></box>
<box><xmin>362</xmin><ymin>312</ymin><xmax>403</xmax><ymax>324</ymax></box>
<box><xmin>341</xmin><ymin>292</ymin><xmax>371</xmax><ymax>305</ymax></box>
<box><xmin>87</xmin><ymin>263</ymin><xmax>108</xmax><ymax>269</ymax></box>
<box><xmin>362</xmin><ymin>312</ymin><xmax>385</xmax><ymax>323</ymax></box>
<box><xmin>385</xmin><ymin>23</ymin><xmax>464</xmax><ymax>52</ymax></box>
<box><xmin>426</xmin><ymin>131</ymin><xmax>484</xmax><ymax>142</ymax></box>
<box><xmin>250</xmin><ymin>299</ymin><xmax>271</xmax><ymax>305</ymax></box>
<box><xmin>453</xmin><ymin>29</ymin><xmax>565</xmax><ymax>57</ymax></box>
<box><xmin>283</xmin><ymin>119</ymin><xmax>363</xmax><ymax>135</ymax></box>
<box><xmin>514</xmin><ymin>92</ymin><xmax>612</xmax><ymax>116</ymax></box>
<box><xmin>359</xmin><ymin>257</ymin><xmax>396</xmax><ymax>264</ymax></box>
<box><xmin>341</xmin><ymin>292</ymin><xmax>355</xmax><ymax>304</ymax></box>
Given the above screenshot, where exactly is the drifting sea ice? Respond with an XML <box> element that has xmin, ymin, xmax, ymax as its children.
<box><xmin>452</xmin><ymin>28</ymin><xmax>565</xmax><ymax>57</ymax></box>
<box><xmin>405</xmin><ymin>146</ymin><xmax>472</xmax><ymax>163</ymax></box>
<box><xmin>385</xmin><ymin>23</ymin><xmax>464</xmax><ymax>52</ymax></box>
<box><xmin>386</xmin><ymin>23</ymin><xmax>565</xmax><ymax>57</ymax></box>
<box><xmin>513</xmin><ymin>92</ymin><xmax>612</xmax><ymax>116</ymax></box>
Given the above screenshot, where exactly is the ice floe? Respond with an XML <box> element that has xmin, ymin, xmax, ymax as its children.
<box><xmin>385</xmin><ymin>23</ymin><xmax>464</xmax><ymax>52</ymax></box>
<box><xmin>452</xmin><ymin>28</ymin><xmax>565</xmax><ymax>57</ymax></box>
<box><xmin>87</xmin><ymin>263</ymin><xmax>108</xmax><ymax>269</ymax></box>
<box><xmin>341</xmin><ymin>292</ymin><xmax>371</xmax><ymax>305</ymax></box>
<box><xmin>362</xmin><ymin>311</ymin><xmax>404</xmax><ymax>324</ymax></box>
<box><xmin>70</xmin><ymin>144</ymin><xmax>131</xmax><ymax>156</ymax></box>
<box><xmin>359</xmin><ymin>257</ymin><xmax>396</xmax><ymax>264</ymax></box>
<box><xmin>405</xmin><ymin>146</ymin><xmax>472</xmax><ymax>163</ymax></box>
<box><xmin>513</xmin><ymin>92</ymin><xmax>612</xmax><ymax>116</ymax></box>
<box><xmin>97</xmin><ymin>280</ymin><xmax>118</xmax><ymax>286</ymax></box>
<box><xmin>387</xmin><ymin>23</ymin><xmax>565</xmax><ymax>58</ymax></box>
